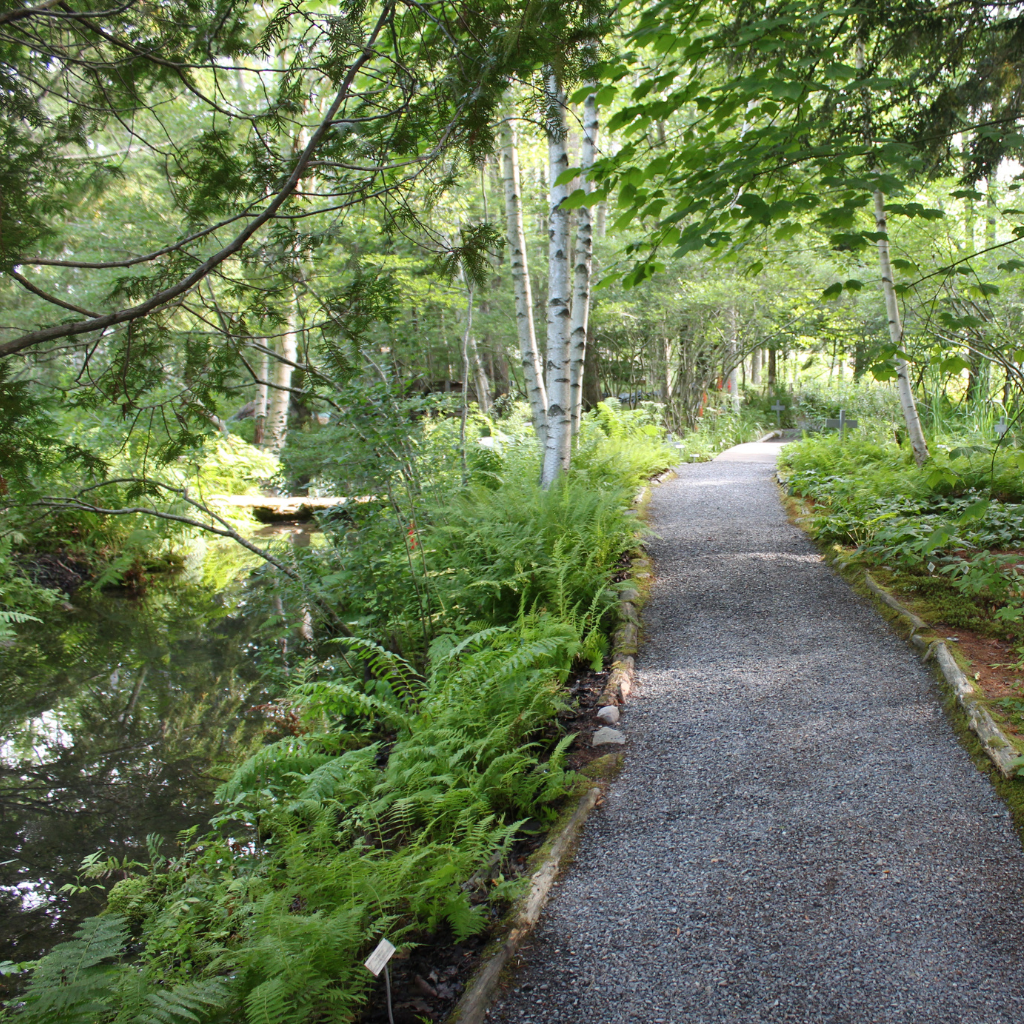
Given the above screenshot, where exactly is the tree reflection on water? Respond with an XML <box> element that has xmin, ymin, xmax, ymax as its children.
<box><xmin>0</xmin><ymin>555</ymin><xmax>284</xmax><ymax>973</ymax></box>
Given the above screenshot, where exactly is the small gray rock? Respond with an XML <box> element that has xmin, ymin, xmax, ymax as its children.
<box><xmin>592</xmin><ymin>726</ymin><xmax>625</xmax><ymax>746</ymax></box>
<box><xmin>595</xmin><ymin>705</ymin><xmax>620</xmax><ymax>725</ymax></box>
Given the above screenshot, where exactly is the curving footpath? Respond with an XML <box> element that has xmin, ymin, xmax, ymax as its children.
<box><xmin>490</xmin><ymin>440</ymin><xmax>1024</xmax><ymax>1024</ymax></box>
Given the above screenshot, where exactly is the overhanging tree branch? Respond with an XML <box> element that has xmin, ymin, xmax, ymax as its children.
<box><xmin>0</xmin><ymin>3</ymin><xmax>394</xmax><ymax>361</ymax></box>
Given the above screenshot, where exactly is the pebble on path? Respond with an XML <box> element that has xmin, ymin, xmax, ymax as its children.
<box><xmin>490</xmin><ymin>441</ymin><xmax>1024</xmax><ymax>1024</ymax></box>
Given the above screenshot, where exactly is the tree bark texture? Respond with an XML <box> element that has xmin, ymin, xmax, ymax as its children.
<box><xmin>499</xmin><ymin>96</ymin><xmax>547</xmax><ymax>443</ymax></box>
<box><xmin>569</xmin><ymin>80</ymin><xmax>599</xmax><ymax>438</ymax></box>
<box><xmin>874</xmin><ymin>189</ymin><xmax>929</xmax><ymax>465</ymax></box>
<box><xmin>750</xmin><ymin>346</ymin><xmax>761</xmax><ymax>385</ymax></box>
<box><xmin>254</xmin><ymin>350</ymin><xmax>269</xmax><ymax>445</ymax></box>
<box><xmin>267</xmin><ymin>298</ymin><xmax>299</xmax><ymax>452</ymax></box>
<box><xmin>541</xmin><ymin>73</ymin><xmax>572</xmax><ymax>488</ymax></box>
<box><xmin>469</xmin><ymin>333</ymin><xmax>491</xmax><ymax>415</ymax></box>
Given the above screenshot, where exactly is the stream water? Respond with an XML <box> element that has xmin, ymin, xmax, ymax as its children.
<box><xmin>0</xmin><ymin>541</ymin><xmax>301</xmax><ymax>972</ymax></box>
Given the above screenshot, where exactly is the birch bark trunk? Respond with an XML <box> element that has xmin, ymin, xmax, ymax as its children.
<box><xmin>874</xmin><ymin>190</ymin><xmax>929</xmax><ymax>464</ymax></box>
<box><xmin>499</xmin><ymin>95</ymin><xmax>547</xmax><ymax>443</ymax></box>
<box><xmin>540</xmin><ymin>72</ymin><xmax>572</xmax><ymax>488</ymax></box>
<box><xmin>569</xmin><ymin>79</ymin><xmax>598</xmax><ymax>438</ymax></box>
<box><xmin>266</xmin><ymin>297</ymin><xmax>299</xmax><ymax>452</ymax></box>
<box><xmin>254</xmin><ymin>350</ymin><xmax>269</xmax><ymax>445</ymax></box>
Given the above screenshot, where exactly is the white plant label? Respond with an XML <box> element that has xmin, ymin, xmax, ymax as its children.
<box><xmin>364</xmin><ymin>938</ymin><xmax>396</xmax><ymax>977</ymax></box>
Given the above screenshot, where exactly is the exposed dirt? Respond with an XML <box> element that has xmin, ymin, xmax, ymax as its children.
<box><xmin>559</xmin><ymin>667</ymin><xmax>612</xmax><ymax>771</ymax></box>
<box><xmin>931</xmin><ymin>625</ymin><xmax>1024</xmax><ymax>736</ymax></box>
<box><xmin>362</xmin><ymin>930</ymin><xmax>487</xmax><ymax>1023</ymax></box>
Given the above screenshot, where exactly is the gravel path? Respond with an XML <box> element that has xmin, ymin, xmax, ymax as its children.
<box><xmin>490</xmin><ymin>442</ymin><xmax>1024</xmax><ymax>1024</ymax></box>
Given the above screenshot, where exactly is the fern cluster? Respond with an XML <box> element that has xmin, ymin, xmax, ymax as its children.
<box><xmin>7</xmin><ymin>400</ymin><xmax>675</xmax><ymax>1023</ymax></box>
<box><xmin>10</xmin><ymin>626</ymin><xmax>580</xmax><ymax>1024</ymax></box>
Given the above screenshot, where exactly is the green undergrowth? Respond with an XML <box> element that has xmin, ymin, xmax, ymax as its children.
<box><xmin>787</xmin><ymin>492</ymin><xmax>1024</xmax><ymax>839</ymax></box>
<box><xmin>779</xmin><ymin>431</ymin><xmax>1024</xmax><ymax>646</ymax></box>
<box><xmin>1</xmin><ymin>400</ymin><xmax>673</xmax><ymax>1024</ymax></box>
<box><xmin>673</xmin><ymin>401</ymin><xmax>772</xmax><ymax>462</ymax></box>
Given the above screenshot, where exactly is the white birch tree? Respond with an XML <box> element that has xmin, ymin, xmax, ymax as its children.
<box><xmin>568</xmin><ymin>80</ymin><xmax>599</xmax><ymax>438</ymax></box>
<box><xmin>266</xmin><ymin>298</ymin><xmax>299</xmax><ymax>453</ymax></box>
<box><xmin>540</xmin><ymin>72</ymin><xmax>573</xmax><ymax>488</ymax></box>
<box><xmin>499</xmin><ymin>96</ymin><xmax>547</xmax><ymax>444</ymax></box>
<box><xmin>874</xmin><ymin>190</ymin><xmax>929</xmax><ymax>464</ymax></box>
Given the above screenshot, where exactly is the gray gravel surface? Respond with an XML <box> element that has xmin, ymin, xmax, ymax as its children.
<box><xmin>489</xmin><ymin>443</ymin><xmax>1024</xmax><ymax>1023</ymax></box>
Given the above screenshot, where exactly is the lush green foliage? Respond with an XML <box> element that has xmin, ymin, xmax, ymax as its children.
<box><xmin>3</xmin><ymin>401</ymin><xmax>672</xmax><ymax>1024</ymax></box>
<box><xmin>780</xmin><ymin>428</ymin><xmax>1024</xmax><ymax>635</ymax></box>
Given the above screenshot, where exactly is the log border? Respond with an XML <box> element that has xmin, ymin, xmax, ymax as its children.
<box><xmin>863</xmin><ymin>570</ymin><xmax>1021</xmax><ymax>779</ymax></box>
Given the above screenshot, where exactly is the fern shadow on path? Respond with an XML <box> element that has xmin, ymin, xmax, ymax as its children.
<box><xmin>489</xmin><ymin>440</ymin><xmax>1024</xmax><ymax>1024</ymax></box>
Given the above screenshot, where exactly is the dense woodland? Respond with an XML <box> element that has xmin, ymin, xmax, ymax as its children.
<box><xmin>6</xmin><ymin>0</ymin><xmax>1024</xmax><ymax>1021</ymax></box>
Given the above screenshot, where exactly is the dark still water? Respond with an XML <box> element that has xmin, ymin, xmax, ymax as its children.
<box><xmin>0</xmin><ymin>550</ymin><xmax>286</xmax><ymax>972</ymax></box>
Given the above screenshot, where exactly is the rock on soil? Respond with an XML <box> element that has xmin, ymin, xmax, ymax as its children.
<box><xmin>490</xmin><ymin>441</ymin><xmax>1024</xmax><ymax>1024</ymax></box>
<box><xmin>591</xmin><ymin>727</ymin><xmax>625</xmax><ymax>747</ymax></box>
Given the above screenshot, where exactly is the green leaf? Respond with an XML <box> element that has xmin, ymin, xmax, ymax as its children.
<box><xmin>843</xmin><ymin>278</ymin><xmax>863</xmax><ymax>292</ymax></box>
<box><xmin>554</xmin><ymin>167</ymin><xmax>582</xmax><ymax>186</ymax></box>
<box><xmin>938</xmin><ymin>355</ymin><xmax>972</xmax><ymax>375</ymax></box>
<box><xmin>958</xmin><ymin>498</ymin><xmax>991</xmax><ymax>524</ymax></box>
<box><xmin>822</xmin><ymin>282</ymin><xmax>843</xmax><ymax>299</ymax></box>
<box><xmin>822</xmin><ymin>63</ymin><xmax>858</xmax><ymax>81</ymax></box>
<box><xmin>561</xmin><ymin>188</ymin><xmax>591</xmax><ymax>210</ymax></box>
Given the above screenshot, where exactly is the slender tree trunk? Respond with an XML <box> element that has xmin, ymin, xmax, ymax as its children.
<box><xmin>469</xmin><ymin>333</ymin><xmax>491</xmax><ymax>415</ymax></box>
<box><xmin>499</xmin><ymin>95</ymin><xmax>547</xmax><ymax>443</ymax></box>
<box><xmin>767</xmin><ymin>347</ymin><xmax>777</xmax><ymax>386</ymax></box>
<box><xmin>569</xmin><ymin>78</ymin><xmax>598</xmax><ymax>438</ymax></box>
<box><xmin>541</xmin><ymin>72</ymin><xmax>572</xmax><ymax>488</ymax></box>
<box><xmin>582</xmin><ymin>325</ymin><xmax>602</xmax><ymax>411</ymax></box>
<box><xmin>267</xmin><ymin>296</ymin><xmax>298</xmax><ymax>452</ymax></box>
<box><xmin>874</xmin><ymin>190</ymin><xmax>928</xmax><ymax>465</ymax></box>
<box><xmin>724</xmin><ymin>307</ymin><xmax>740</xmax><ymax>411</ymax></box>
<box><xmin>254</xmin><ymin>350</ymin><xmax>269</xmax><ymax>445</ymax></box>
<box><xmin>750</xmin><ymin>346</ymin><xmax>761</xmax><ymax>386</ymax></box>
<box><xmin>460</xmin><ymin>286</ymin><xmax>474</xmax><ymax>485</ymax></box>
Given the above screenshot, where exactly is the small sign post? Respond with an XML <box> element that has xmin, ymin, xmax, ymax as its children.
<box><xmin>825</xmin><ymin>409</ymin><xmax>858</xmax><ymax>434</ymax></box>
<box><xmin>770</xmin><ymin>400</ymin><xmax>786</xmax><ymax>426</ymax></box>
<box><xmin>996</xmin><ymin>416</ymin><xmax>1009</xmax><ymax>438</ymax></box>
<box><xmin>365</xmin><ymin>939</ymin><xmax>397</xmax><ymax>1024</ymax></box>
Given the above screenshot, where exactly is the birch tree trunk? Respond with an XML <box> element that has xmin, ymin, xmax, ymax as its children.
<box><xmin>499</xmin><ymin>95</ymin><xmax>547</xmax><ymax>443</ymax></box>
<box><xmin>874</xmin><ymin>190</ymin><xmax>929</xmax><ymax>465</ymax></box>
<box><xmin>540</xmin><ymin>73</ymin><xmax>572</xmax><ymax>488</ymax></box>
<box><xmin>254</xmin><ymin>350</ymin><xmax>269</xmax><ymax>445</ymax></box>
<box><xmin>569</xmin><ymin>79</ymin><xmax>599</xmax><ymax>438</ymax></box>
<box><xmin>266</xmin><ymin>296</ymin><xmax>299</xmax><ymax>453</ymax></box>
<box><xmin>460</xmin><ymin>286</ymin><xmax>474</xmax><ymax>485</ymax></box>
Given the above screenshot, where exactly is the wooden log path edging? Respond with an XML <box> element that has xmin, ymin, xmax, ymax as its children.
<box><xmin>448</xmin><ymin>787</ymin><xmax>602</xmax><ymax>1024</ymax></box>
<box><xmin>863</xmin><ymin>570</ymin><xmax>1022</xmax><ymax>779</ymax></box>
<box><xmin>448</xmin><ymin>466</ymin><xmax>672</xmax><ymax>1023</ymax></box>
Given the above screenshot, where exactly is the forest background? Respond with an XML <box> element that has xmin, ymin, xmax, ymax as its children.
<box><xmin>6</xmin><ymin>0</ymin><xmax>1024</xmax><ymax>1022</ymax></box>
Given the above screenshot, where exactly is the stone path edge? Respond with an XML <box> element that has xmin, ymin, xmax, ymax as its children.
<box><xmin>862</xmin><ymin>569</ymin><xmax>1023</xmax><ymax>779</ymax></box>
<box><xmin>447</xmin><ymin>466</ymin><xmax>673</xmax><ymax>1024</ymax></box>
<box><xmin>596</xmin><ymin>467</ymin><xmax>674</xmax><ymax>709</ymax></box>
<box><xmin>781</xmin><ymin>466</ymin><xmax>1024</xmax><ymax>782</ymax></box>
